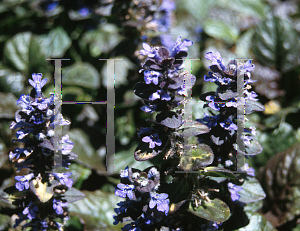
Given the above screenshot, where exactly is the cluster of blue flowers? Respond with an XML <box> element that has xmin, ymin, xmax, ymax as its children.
<box><xmin>113</xmin><ymin>166</ymin><xmax>170</xmax><ymax>230</ymax></box>
<box><xmin>198</xmin><ymin>51</ymin><xmax>264</xmax><ymax>168</ymax></box>
<box><xmin>114</xmin><ymin>36</ymin><xmax>264</xmax><ymax>230</ymax></box>
<box><xmin>8</xmin><ymin>74</ymin><xmax>79</xmax><ymax>230</ymax></box>
<box><xmin>114</xmin><ymin>37</ymin><xmax>195</xmax><ymax>230</ymax></box>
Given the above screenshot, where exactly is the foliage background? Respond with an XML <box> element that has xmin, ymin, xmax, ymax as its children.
<box><xmin>0</xmin><ymin>0</ymin><xmax>299</xmax><ymax>230</ymax></box>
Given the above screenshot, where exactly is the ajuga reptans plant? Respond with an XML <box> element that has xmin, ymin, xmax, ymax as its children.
<box><xmin>113</xmin><ymin>38</ymin><xmax>266</xmax><ymax>230</ymax></box>
<box><xmin>4</xmin><ymin>74</ymin><xmax>84</xmax><ymax>230</ymax></box>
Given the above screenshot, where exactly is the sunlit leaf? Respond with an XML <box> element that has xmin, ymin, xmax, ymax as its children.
<box><xmin>189</xmin><ymin>198</ymin><xmax>231</xmax><ymax>222</ymax></box>
<box><xmin>4</xmin><ymin>32</ymin><xmax>47</xmax><ymax>74</ymax></box>
<box><xmin>39</xmin><ymin>27</ymin><xmax>72</xmax><ymax>58</ymax></box>
<box><xmin>180</xmin><ymin>120</ymin><xmax>210</xmax><ymax>137</ymax></box>
<box><xmin>238</xmin><ymin>212</ymin><xmax>277</xmax><ymax>231</ymax></box>
<box><xmin>61</xmin><ymin>187</ymin><xmax>85</xmax><ymax>203</ymax></box>
<box><xmin>29</xmin><ymin>179</ymin><xmax>59</xmax><ymax>203</ymax></box>
<box><xmin>203</xmin><ymin>20</ymin><xmax>239</xmax><ymax>44</ymax></box>
<box><xmin>62</xmin><ymin>62</ymin><xmax>100</xmax><ymax>90</ymax></box>
<box><xmin>238</xmin><ymin>177</ymin><xmax>266</xmax><ymax>203</ymax></box>
<box><xmin>200</xmin><ymin>167</ymin><xmax>237</xmax><ymax>180</ymax></box>
<box><xmin>134</xmin><ymin>142</ymin><xmax>160</xmax><ymax>161</ymax></box>
<box><xmin>68</xmin><ymin>190</ymin><xmax>122</xmax><ymax>230</ymax></box>
<box><xmin>179</xmin><ymin>144</ymin><xmax>214</xmax><ymax>171</ymax></box>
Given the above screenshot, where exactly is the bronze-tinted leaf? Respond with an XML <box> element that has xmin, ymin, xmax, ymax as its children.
<box><xmin>258</xmin><ymin>144</ymin><xmax>300</xmax><ymax>228</ymax></box>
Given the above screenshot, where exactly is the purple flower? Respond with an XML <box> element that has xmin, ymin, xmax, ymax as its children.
<box><xmin>140</xmin><ymin>43</ymin><xmax>157</xmax><ymax>58</ymax></box>
<box><xmin>144</xmin><ymin>70</ymin><xmax>161</xmax><ymax>85</ymax></box>
<box><xmin>17</xmin><ymin>94</ymin><xmax>33</xmax><ymax>114</ymax></box>
<box><xmin>115</xmin><ymin>183</ymin><xmax>135</xmax><ymax>199</ymax></box>
<box><xmin>61</xmin><ymin>135</ymin><xmax>74</xmax><ymax>154</ymax></box>
<box><xmin>114</xmin><ymin>200</ymin><xmax>132</xmax><ymax>215</ymax></box>
<box><xmin>52</xmin><ymin>172</ymin><xmax>73</xmax><ymax>188</ymax></box>
<box><xmin>149</xmin><ymin>90</ymin><xmax>171</xmax><ymax>101</ymax></box>
<box><xmin>53</xmin><ymin>199</ymin><xmax>68</xmax><ymax>214</ymax></box>
<box><xmin>16</xmin><ymin>128</ymin><xmax>35</xmax><ymax>139</ymax></box>
<box><xmin>245</xmin><ymin>90</ymin><xmax>258</xmax><ymax>101</ymax></box>
<box><xmin>120</xmin><ymin>166</ymin><xmax>129</xmax><ymax>178</ymax></box>
<box><xmin>159</xmin><ymin>34</ymin><xmax>175</xmax><ymax>50</ymax></box>
<box><xmin>206</xmin><ymin>95</ymin><xmax>225</xmax><ymax>111</ymax></box>
<box><xmin>205</xmin><ymin>51</ymin><xmax>226</xmax><ymax>71</ymax></box>
<box><xmin>147</xmin><ymin>167</ymin><xmax>159</xmax><ymax>179</ymax></box>
<box><xmin>220</xmin><ymin>118</ymin><xmax>238</xmax><ymax>131</ymax></box>
<box><xmin>170</xmin><ymin>36</ymin><xmax>193</xmax><ymax>58</ymax></box>
<box><xmin>46</xmin><ymin>1</ymin><xmax>59</xmax><ymax>11</ymax></box>
<box><xmin>141</xmin><ymin>213</ymin><xmax>156</xmax><ymax>225</ymax></box>
<box><xmin>240</xmin><ymin>163</ymin><xmax>255</xmax><ymax>176</ymax></box>
<box><xmin>15</xmin><ymin>173</ymin><xmax>34</xmax><ymax>191</ymax></box>
<box><xmin>242</xmin><ymin>134</ymin><xmax>253</xmax><ymax>146</ymax></box>
<box><xmin>149</xmin><ymin>192</ymin><xmax>170</xmax><ymax>215</ymax></box>
<box><xmin>204</xmin><ymin>71</ymin><xmax>232</xmax><ymax>86</ymax></box>
<box><xmin>244</xmin><ymin>60</ymin><xmax>255</xmax><ymax>72</ymax></box>
<box><xmin>39</xmin><ymin>220</ymin><xmax>49</xmax><ymax>231</ymax></box>
<box><xmin>122</xmin><ymin>221</ymin><xmax>142</xmax><ymax>231</ymax></box>
<box><xmin>142</xmin><ymin>133</ymin><xmax>162</xmax><ymax>148</ymax></box>
<box><xmin>28</xmin><ymin>73</ymin><xmax>47</xmax><ymax>97</ymax></box>
<box><xmin>196</xmin><ymin>113</ymin><xmax>220</xmax><ymax>128</ymax></box>
<box><xmin>228</xmin><ymin>182</ymin><xmax>243</xmax><ymax>201</ymax></box>
<box><xmin>22</xmin><ymin>201</ymin><xmax>38</xmax><ymax>220</ymax></box>
<box><xmin>141</xmin><ymin>105</ymin><xmax>157</xmax><ymax>113</ymax></box>
<box><xmin>78</xmin><ymin>7</ymin><xmax>91</xmax><ymax>17</ymax></box>
<box><xmin>138</xmin><ymin>127</ymin><xmax>155</xmax><ymax>137</ymax></box>
<box><xmin>9</xmin><ymin>148</ymin><xmax>32</xmax><ymax>161</ymax></box>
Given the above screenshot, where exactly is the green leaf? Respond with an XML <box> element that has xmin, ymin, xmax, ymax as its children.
<box><xmin>238</xmin><ymin>177</ymin><xmax>266</xmax><ymax>203</ymax></box>
<box><xmin>39</xmin><ymin>27</ymin><xmax>72</xmax><ymax>58</ymax></box>
<box><xmin>0</xmin><ymin>66</ymin><xmax>26</xmax><ymax>95</ymax></box>
<box><xmin>61</xmin><ymin>187</ymin><xmax>85</xmax><ymax>203</ymax></box>
<box><xmin>69</xmin><ymin>163</ymin><xmax>92</xmax><ymax>188</ymax></box>
<box><xmin>238</xmin><ymin>212</ymin><xmax>277</xmax><ymax>231</ymax></box>
<box><xmin>236</xmin><ymin>29</ymin><xmax>255</xmax><ymax>59</ymax></box>
<box><xmin>68</xmin><ymin>190</ymin><xmax>122</xmax><ymax>230</ymax></box>
<box><xmin>80</xmin><ymin>23</ymin><xmax>122</xmax><ymax>57</ymax></box>
<box><xmin>62</xmin><ymin>62</ymin><xmax>100</xmax><ymax>90</ymax></box>
<box><xmin>0</xmin><ymin>214</ymin><xmax>10</xmax><ymax>231</ymax></box>
<box><xmin>180</xmin><ymin>0</ymin><xmax>216</xmax><ymax>21</ymax></box>
<box><xmin>203</xmin><ymin>20</ymin><xmax>239</xmax><ymax>44</ymax></box>
<box><xmin>0</xmin><ymin>185</ymin><xmax>22</xmax><ymax>208</ymax></box>
<box><xmin>115</xmin><ymin>143</ymin><xmax>152</xmax><ymax>173</ymax></box>
<box><xmin>4</xmin><ymin>32</ymin><xmax>47</xmax><ymax>74</ymax></box>
<box><xmin>189</xmin><ymin>198</ymin><xmax>231</xmax><ymax>222</ymax></box>
<box><xmin>0</xmin><ymin>92</ymin><xmax>19</xmax><ymax>119</ymax></box>
<box><xmin>60</xmin><ymin>86</ymin><xmax>92</xmax><ymax>101</ymax></box>
<box><xmin>218</xmin><ymin>0</ymin><xmax>268</xmax><ymax>18</ymax></box>
<box><xmin>180</xmin><ymin>120</ymin><xmax>210</xmax><ymax>138</ymax></box>
<box><xmin>179</xmin><ymin>144</ymin><xmax>214</xmax><ymax>171</ymax></box>
<box><xmin>68</xmin><ymin>129</ymin><xmax>106</xmax><ymax>173</ymax></box>
<box><xmin>200</xmin><ymin>167</ymin><xmax>237</xmax><ymax>180</ymax></box>
<box><xmin>101</xmin><ymin>56</ymin><xmax>134</xmax><ymax>89</ymax></box>
<box><xmin>252</xmin><ymin>15</ymin><xmax>300</xmax><ymax>73</ymax></box>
